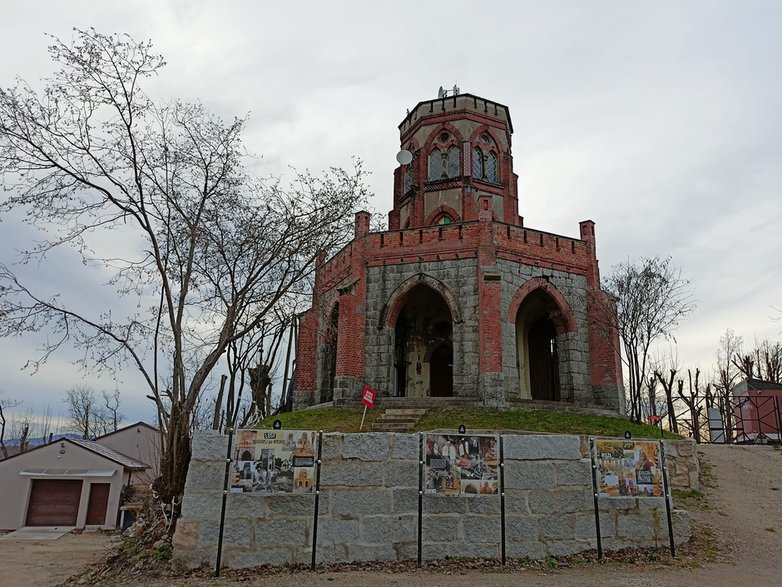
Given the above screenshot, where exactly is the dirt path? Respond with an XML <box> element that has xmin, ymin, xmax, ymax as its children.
<box><xmin>0</xmin><ymin>531</ymin><xmax>119</xmax><ymax>587</ymax></box>
<box><xmin>3</xmin><ymin>445</ymin><xmax>781</xmax><ymax>586</ymax></box>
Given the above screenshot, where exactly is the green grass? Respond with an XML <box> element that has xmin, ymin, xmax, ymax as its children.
<box><xmin>258</xmin><ymin>406</ymin><xmax>380</xmax><ymax>432</ymax></box>
<box><xmin>672</xmin><ymin>488</ymin><xmax>707</xmax><ymax>510</ymax></box>
<box><xmin>414</xmin><ymin>407</ymin><xmax>679</xmax><ymax>439</ymax></box>
<box><xmin>259</xmin><ymin>406</ymin><xmax>681</xmax><ymax>439</ymax></box>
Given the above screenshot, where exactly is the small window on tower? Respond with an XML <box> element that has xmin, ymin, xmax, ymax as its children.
<box><xmin>472</xmin><ymin>147</ymin><xmax>483</xmax><ymax>179</ymax></box>
<box><xmin>428</xmin><ymin>149</ymin><xmax>442</xmax><ymax>180</ymax></box>
<box><xmin>486</xmin><ymin>152</ymin><xmax>498</xmax><ymax>183</ymax></box>
<box><xmin>436</xmin><ymin>215</ymin><xmax>452</xmax><ymax>225</ymax></box>
<box><xmin>446</xmin><ymin>146</ymin><xmax>460</xmax><ymax>178</ymax></box>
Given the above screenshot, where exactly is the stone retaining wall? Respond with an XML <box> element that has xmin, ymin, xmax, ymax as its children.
<box><xmin>173</xmin><ymin>431</ymin><xmax>692</xmax><ymax>569</ymax></box>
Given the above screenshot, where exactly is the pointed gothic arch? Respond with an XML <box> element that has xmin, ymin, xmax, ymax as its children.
<box><xmin>509</xmin><ymin>278</ymin><xmax>577</xmax><ymax>402</ymax></box>
<box><xmin>389</xmin><ymin>283</ymin><xmax>454</xmax><ymax>398</ymax></box>
<box><xmin>380</xmin><ymin>273</ymin><xmax>462</xmax><ymax>329</ymax></box>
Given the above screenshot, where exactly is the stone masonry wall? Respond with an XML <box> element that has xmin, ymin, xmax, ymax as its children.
<box><xmin>174</xmin><ymin>431</ymin><xmax>693</xmax><ymax>569</ymax></box>
<box><xmin>498</xmin><ymin>259</ymin><xmax>591</xmax><ymax>405</ymax></box>
<box><xmin>364</xmin><ymin>260</ymin><xmax>479</xmax><ymax>398</ymax></box>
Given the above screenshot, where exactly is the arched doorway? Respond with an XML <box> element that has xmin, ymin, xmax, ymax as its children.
<box><xmin>321</xmin><ymin>303</ymin><xmax>339</xmax><ymax>403</ymax></box>
<box><xmin>393</xmin><ymin>285</ymin><xmax>453</xmax><ymax>398</ymax></box>
<box><xmin>515</xmin><ymin>290</ymin><xmax>562</xmax><ymax>401</ymax></box>
<box><xmin>429</xmin><ymin>342</ymin><xmax>454</xmax><ymax>397</ymax></box>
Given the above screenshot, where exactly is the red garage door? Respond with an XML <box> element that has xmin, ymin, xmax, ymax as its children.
<box><xmin>25</xmin><ymin>479</ymin><xmax>83</xmax><ymax>526</ymax></box>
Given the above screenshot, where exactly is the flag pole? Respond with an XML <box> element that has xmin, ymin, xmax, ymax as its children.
<box><xmin>360</xmin><ymin>404</ymin><xmax>368</xmax><ymax>431</ymax></box>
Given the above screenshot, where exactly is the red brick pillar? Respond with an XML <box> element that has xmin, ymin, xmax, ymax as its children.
<box><xmin>478</xmin><ymin>195</ymin><xmax>503</xmax><ymax>377</ymax></box>
<box><xmin>580</xmin><ymin>220</ymin><xmax>623</xmax><ymax>410</ymax></box>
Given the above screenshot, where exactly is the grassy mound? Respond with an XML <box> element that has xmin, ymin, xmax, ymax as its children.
<box><xmin>260</xmin><ymin>406</ymin><xmax>679</xmax><ymax>439</ymax></box>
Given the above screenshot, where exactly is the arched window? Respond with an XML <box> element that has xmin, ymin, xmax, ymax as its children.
<box><xmin>486</xmin><ymin>152</ymin><xmax>498</xmax><ymax>183</ymax></box>
<box><xmin>472</xmin><ymin>147</ymin><xmax>483</xmax><ymax>179</ymax></box>
<box><xmin>428</xmin><ymin>149</ymin><xmax>442</xmax><ymax>180</ymax></box>
<box><xmin>446</xmin><ymin>146</ymin><xmax>460</xmax><ymax>178</ymax></box>
<box><xmin>403</xmin><ymin>166</ymin><xmax>412</xmax><ymax>194</ymax></box>
<box><xmin>435</xmin><ymin>214</ymin><xmax>453</xmax><ymax>225</ymax></box>
<box><xmin>472</xmin><ymin>146</ymin><xmax>499</xmax><ymax>183</ymax></box>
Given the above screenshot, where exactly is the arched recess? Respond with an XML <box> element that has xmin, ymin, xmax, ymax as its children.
<box><xmin>424</xmin><ymin>205</ymin><xmax>462</xmax><ymax>226</ymax></box>
<box><xmin>380</xmin><ymin>273</ymin><xmax>462</xmax><ymax>328</ymax></box>
<box><xmin>320</xmin><ymin>302</ymin><xmax>339</xmax><ymax>403</ymax></box>
<box><xmin>423</xmin><ymin>122</ymin><xmax>464</xmax><ymax>152</ymax></box>
<box><xmin>509</xmin><ymin>279</ymin><xmax>577</xmax><ymax>402</ymax></box>
<box><xmin>391</xmin><ymin>284</ymin><xmax>453</xmax><ymax>398</ymax></box>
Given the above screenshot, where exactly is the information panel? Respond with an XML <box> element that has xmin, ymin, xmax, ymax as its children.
<box><xmin>231</xmin><ymin>429</ymin><xmax>317</xmax><ymax>493</ymax></box>
<box><xmin>594</xmin><ymin>439</ymin><xmax>663</xmax><ymax>498</ymax></box>
<box><xmin>424</xmin><ymin>433</ymin><xmax>499</xmax><ymax>495</ymax></box>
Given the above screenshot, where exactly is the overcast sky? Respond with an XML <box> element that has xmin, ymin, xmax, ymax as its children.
<box><xmin>1</xmin><ymin>0</ymin><xmax>780</xmax><ymax>427</ymax></box>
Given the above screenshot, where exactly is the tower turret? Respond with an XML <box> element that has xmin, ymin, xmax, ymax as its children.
<box><xmin>390</xmin><ymin>93</ymin><xmax>520</xmax><ymax>230</ymax></box>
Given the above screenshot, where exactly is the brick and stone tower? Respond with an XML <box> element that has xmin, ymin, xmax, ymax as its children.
<box><xmin>292</xmin><ymin>93</ymin><xmax>624</xmax><ymax>412</ymax></box>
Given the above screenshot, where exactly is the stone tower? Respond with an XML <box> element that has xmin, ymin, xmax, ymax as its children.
<box><xmin>292</xmin><ymin>93</ymin><xmax>624</xmax><ymax>412</ymax></box>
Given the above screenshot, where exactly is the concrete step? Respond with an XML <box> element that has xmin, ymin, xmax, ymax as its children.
<box><xmin>370</xmin><ymin>407</ymin><xmax>429</xmax><ymax>433</ymax></box>
<box><xmin>376</xmin><ymin>417</ymin><xmax>419</xmax><ymax>425</ymax></box>
<box><xmin>380</xmin><ymin>408</ymin><xmax>429</xmax><ymax>417</ymax></box>
<box><xmin>378</xmin><ymin>398</ymin><xmax>481</xmax><ymax>409</ymax></box>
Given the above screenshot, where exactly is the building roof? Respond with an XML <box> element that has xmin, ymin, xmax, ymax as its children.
<box><xmin>731</xmin><ymin>378</ymin><xmax>782</xmax><ymax>395</ymax></box>
<box><xmin>0</xmin><ymin>436</ymin><xmax>149</xmax><ymax>471</ymax></box>
<box><xmin>398</xmin><ymin>92</ymin><xmax>514</xmax><ymax>133</ymax></box>
<box><xmin>68</xmin><ymin>438</ymin><xmax>149</xmax><ymax>471</ymax></box>
<box><xmin>94</xmin><ymin>421</ymin><xmax>159</xmax><ymax>441</ymax></box>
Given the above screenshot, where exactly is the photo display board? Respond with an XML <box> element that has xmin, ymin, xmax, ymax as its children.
<box><xmin>231</xmin><ymin>429</ymin><xmax>317</xmax><ymax>493</ymax></box>
<box><xmin>594</xmin><ymin>439</ymin><xmax>663</xmax><ymax>498</ymax></box>
<box><xmin>424</xmin><ymin>433</ymin><xmax>499</xmax><ymax>495</ymax></box>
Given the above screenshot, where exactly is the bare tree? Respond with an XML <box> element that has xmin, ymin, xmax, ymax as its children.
<box><xmin>213</xmin><ymin>307</ymin><xmax>294</xmax><ymax>431</ymax></box>
<box><xmin>0</xmin><ymin>29</ymin><xmax>368</xmax><ymax>516</ymax></box>
<box><xmin>602</xmin><ymin>256</ymin><xmax>695</xmax><ymax>423</ymax></box>
<box><xmin>654</xmin><ymin>364</ymin><xmax>680</xmax><ymax>435</ymax></box>
<box><xmin>65</xmin><ymin>385</ymin><xmax>113</xmax><ymax>438</ymax></box>
<box><xmin>676</xmin><ymin>367</ymin><xmax>709</xmax><ymax>442</ymax></box>
<box><xmin>102</xmin><ymin>390</ymin><xmax>124</xmax><ymax>433</ymax></box>
<box><xmin>0</xmin><ymin>392</ymin><xmax>21</xmax><ymax>458</ymax></box>
<box><xmin>732</xmin><ymin>337</ymin><xmax>782</xmax><ymax>383</ymax></box>
<box><xmin>713</xmin><ymin>329</ymin><xmax>743</xmax><ymax>442</ymax></box>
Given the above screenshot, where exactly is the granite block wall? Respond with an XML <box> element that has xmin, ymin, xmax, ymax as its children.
<box><xmin>174</xmin><ymin>431</ymin><xmax>692</xmax><ymax>569</ymax></box>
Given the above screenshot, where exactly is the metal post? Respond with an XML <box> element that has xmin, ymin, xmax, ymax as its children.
<box><xmin>659</xmin><ymin>440</ymin><xmax>676</xmax><ymax>557</ymax></box>
<box><xmin>588</xmin><ymin>437</ymin><xmax>603</xmax><ymax>560</ymax></box>
<box><xmin>310</xmin><ymin>430</ymin><xmax>324</xmax><ymax>570</ymax></box>
<box><xmin>214</xmin><ymin>427</ymin><xmax>234</xmax><ymax>577</ymax></box>
<box><xmin>499</xmin><ymin>434</ymin><xmax>506</xmax><ymax>565</ymax></box>
<box><xmin>417</xmin><ymin>432</ymin><xmax>424</xmax><ymax>567</ymax></box>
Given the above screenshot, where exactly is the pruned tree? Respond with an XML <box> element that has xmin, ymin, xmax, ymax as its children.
<box><xmin>713</xmin><ymin>328</ymin><xmax>743</xmax><ymax>442</ymax></box>
<box><xmin>676</xmin><ymin>367</ymin><xmax>709</xmax><ymax>442</ymax></box>
<box><xmin>739</xmin><ymin>337</ymin><xmax>782</xmax><ymax>383</ymax></box>
<box><xmin>0</xmin><ymin>29</ymin><xmax>368</xmax><ymax>521</ymax></box>
<box><xmin>602</xmin><ymin>256</ymin><xmax>695</xmax><ymax>423</ymax></box>
<box><xmin>653</xmin><ymin>364</ymin><xmax>680</xmax><ymax>435</ymax></box>
<box><xmin>213</xmin><ymin>308</ymin><xmax>294</xmax><ymax>432</ymax></box>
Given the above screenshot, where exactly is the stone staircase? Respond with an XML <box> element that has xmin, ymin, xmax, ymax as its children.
<box><xmin>370</xmin><ymin>408</ymin><xmax>428</xmax><ymax>433</ymax></box>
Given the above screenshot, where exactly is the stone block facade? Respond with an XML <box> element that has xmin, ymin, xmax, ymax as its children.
<box><xmin>173</xmin><ymin>431</ymin><xmax>692</xmax><ymax>569</ymax></box>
